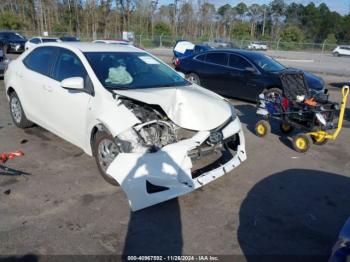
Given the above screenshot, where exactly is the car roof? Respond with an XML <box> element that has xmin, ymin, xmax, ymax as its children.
<box><xmin>39</xmin><ymin>42</ymin><xmax>142</xmax><ymax>53</ymax></box>
<box><xmin>32</xmin><ymin>36</ymin><xmax>59</xmax><ymax>39</ymax></box>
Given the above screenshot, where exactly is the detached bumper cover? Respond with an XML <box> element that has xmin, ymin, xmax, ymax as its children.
<box><xmin>106</xmin><ymin>118</ymin><xmax>246</xmax><ymax>211</ymax></box>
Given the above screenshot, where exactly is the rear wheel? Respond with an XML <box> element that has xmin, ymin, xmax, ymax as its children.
<box><xmin>9</xmin><ymin>92</ymin><xmax>33</xmax><ymax>128</ymax></box>
<box><xmin>280</xmin><ymin>122</ymin><xmax>293</xmax><ymax>134</ymax></box>
<box><xmin>255</xmin><ymin>120</ymin><xmax>271</xmax><ymax>137</ymax></box>
<box><xmin>93</xmin><ymin>131</ymin><xmax>120</xmax><ymax>186</ymax></box>
<box><xmin>293</xmin><ymin>133</ymin><xmax>312</xmax><ymax>153</ymax></box>
<box><xmin>187</xmin><ymin>73</ymin><xmax>201</xmax><ymax>85</ymax></box>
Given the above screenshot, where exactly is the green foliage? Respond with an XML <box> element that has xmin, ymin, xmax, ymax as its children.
<box><xmin>154</xmin><ymin>21</ymin><xmax>171</xmax><ymax>36</ymax></box>
<box><xmin>280</xmin><ymin>26</ymin><xmax>304</xmax><ymax>42</ymax></box>
<box><xmin>230</xmin><ymin>22</ymin><xmax>251</xmax><ymax>40</ymax></box>
<box><xmin>0</xmin><ymin>12</ymin><xmax>23</xmax><ymax>30</ymax></box>
<box><xmin>52</xmin><ymin>23</ymin><xmax>68</xmax><ymax>33</ymax></box>
<box><xmin>325</xmin><ymin>33</ymin><xmax>337</xmax><ymax>45</ymax></box>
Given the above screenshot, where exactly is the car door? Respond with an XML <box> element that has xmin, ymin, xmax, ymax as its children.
<box><xmin>195</xmin><ymin>52</ymin><xmax>229</xmax><ymax>94</ymax></box>
<box><xmin>224</xmin><ymin>54</ymin><xmax>261</xmax><ymax>100</ymax></box>
<box><xmin>19</xmin><ymin>46</ymin><xmax>59</xmax><ymax>126</ymax></box>
<box><xmin>44</xmin><ymin>47</ymin><xmax>93</xmax><ymax>148</ymax></box>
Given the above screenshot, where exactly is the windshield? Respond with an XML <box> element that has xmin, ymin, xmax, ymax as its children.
<box><xmin>42</xmin><ymin>38</ymin><xmax>58</xmax><ymax>43</ymax></box>
<box><xmin>6</xmin><ymin>33</ymin><xmax>25</xmax><ymax>40</ymax></box>
<box><xmin>84</xmin><ymin>52</ymin><xmax>189</xmax><ymax>89</ymax></box>
<box><xmin>252</xmin><ymin>54</ymin><xmax>285</xmax><ymax>72</ymax></box>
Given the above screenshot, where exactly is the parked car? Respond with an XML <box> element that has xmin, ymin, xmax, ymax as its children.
<box><xmin>59</xmin><ymin>36</ymin><xmax>80</xmax><ymax>42</ymax></box>
<box><xmin>0</xmin><ymin>48</ymin><xmax>8</xmax><ymax>77</ymax></box>
<box><xmin>4</xmin><ymin>42</ymin><xmax>246</xmax><ymax>211</ymax></box>
<box><xmin>93</xmin><ymin>39</ymin><xmax>130</xmax><ymax>45</ymax></box>
<box><xmin>172</xmin><ymin>40</ymin><xmax>212</xmax><ymax>65</ymax></box>
<box><xmin>25</xmin><ymin>37</ymin><xmax>61</xmax><ymax>50</ymax></box>
<box><xmin>333</xmin><ymin>45</ymin><xmax>350</xmax><ymax>57</ymax></box>
<box><xmin>0</xmin><ymin>31</ymin><xmax>27</xmax><ymax>53</ymax></box>
<box><xmin>248</xmin><ymin>42</ymin><xmax>268</xmax><ymax>50</ymax></box>
<box><xmin>175</xmin><ymin>49</ymin><xmax>325</xmax><ymax>101</ymax></box>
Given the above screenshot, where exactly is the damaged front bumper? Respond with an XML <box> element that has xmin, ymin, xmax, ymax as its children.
<box><xmin>106</xmin><ymin>118</ymin><xmax>246</xmax><ymax>211</ymax></box>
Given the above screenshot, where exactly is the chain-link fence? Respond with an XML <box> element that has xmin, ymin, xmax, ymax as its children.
<box><xmin>7</xmin><ymin>30</ymin><xmax>343</xmax><ymax>54</ymax></box>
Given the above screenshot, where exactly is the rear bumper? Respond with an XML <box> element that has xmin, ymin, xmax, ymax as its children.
<box><xmin>106</xmin><ymin>118</ymin><xmax>246</xmax><ymax>211</ymax></box>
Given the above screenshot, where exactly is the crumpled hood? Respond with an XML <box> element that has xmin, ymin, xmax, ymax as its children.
<box><xmin>114</xmin><ymin>84</ymin><xmax>232</xmax><ymax>131</ymax></box>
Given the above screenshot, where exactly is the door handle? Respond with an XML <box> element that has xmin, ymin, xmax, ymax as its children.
<box><xmin>229</xmin><ymin>71</ymin><xmax>242</xmax><ymax>77</ymax></box>
<box><xmin>42</xmin><ymin>85</ymin><xmax>53</xmax><ymax>92</ymax></box>
<box><xmin>16</xmin><ymin>71</ymin><xmax>23</xmax><ymax>78</ymax></box>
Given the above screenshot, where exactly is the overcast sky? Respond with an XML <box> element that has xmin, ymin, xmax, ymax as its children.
<box><xmin>158</xmin><ymin>0</ymin><xmax>349</xmax><ymax>15</ymax></box>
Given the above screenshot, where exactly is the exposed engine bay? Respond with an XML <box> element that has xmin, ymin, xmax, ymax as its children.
<box><xmin>117</xmin><ymin>97</ymin><xmax>195</xmax><ymax>153</ymax></box>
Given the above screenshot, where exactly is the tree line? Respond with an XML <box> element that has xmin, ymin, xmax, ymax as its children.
<box><xmin>0</xmin><ymin>0</ymin><xmax>349</xmax><ymax>44</ymax></box>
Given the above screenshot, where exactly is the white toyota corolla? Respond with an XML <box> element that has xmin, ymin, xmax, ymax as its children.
<box><xmin>4</xmin><ymin>43</ymin><xmax>246</xmax><ymax>211</ymax></box>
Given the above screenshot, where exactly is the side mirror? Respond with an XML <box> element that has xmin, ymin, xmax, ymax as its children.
<box><xmin>245</xmin><ymin>67</ymin><xmax>257</xmax><ymax>74</ymax></box>
<box><xmin>177</xmin><ymin>72</ymin><xmax>185</xmax><ymax>78</ymax></box>
<box><xmin>61</xmin><ymin>77</ymin><xmax>84</xmax><ymax>91</ymax></box>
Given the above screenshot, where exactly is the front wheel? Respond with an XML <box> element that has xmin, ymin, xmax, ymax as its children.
<box><xmin>293</xmin><ymin>133</ymin><xmax>312</xmax><ymax>153</ymax></box>
<box><xmin>255</xmin><ymin>120</ymin><xmax>271</xmax><ymax>137</ymax></box>
<box><xmin>9</xmin><ymin>92</ymin><xmax>33</xmax><ymax>128</ymax></box>
<box><xmin>186</xmin><ymin>73</ymin><xmax>201</xmax><ymax>85</ymax></box>
<box><xmin>333</xmin><ymin>52</ymin><xmax>340</xmax><ymax>57</ymax></box>
<box><xmin>93</xmin><ymin>131</ymin><xmax>120</xmax><ymax>186</ymax></box>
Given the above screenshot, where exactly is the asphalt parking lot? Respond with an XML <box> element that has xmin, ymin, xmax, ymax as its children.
<box><xmin>0</xmin><ymin>52</ymin><xmax>350</xmax><ymax>259</ymax></box>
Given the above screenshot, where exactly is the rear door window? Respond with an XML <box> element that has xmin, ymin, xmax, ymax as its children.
<box><xmin>195</xmin><ymin>54</ymin><xmax>206</xmax><ymax>61</ymax></box>
<box><xmin>229</xmin><ymin>54</ymin><xmax>252</xmax><ymax>70</ymax></box>
<box><xmin>205</xmin><ymin>53</ymin><xmax>228</xmax><ymax>66</ymax></box>
<box><xmin>23</xmin><ymin>47</ymin><xmax>58</xmax><ymax>76</ymax></box>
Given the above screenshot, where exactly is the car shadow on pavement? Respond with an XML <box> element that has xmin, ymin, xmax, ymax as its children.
<box><xmin>121</xmin><ymin>151</ymin><xmax>184</xmax><ymax>258</ymax></box>
<box><xmin>329</xmin><ymin>82</ymin><xmax>350</xmax><ymax>89</ymax></box>
<box><xmin>122</xmin><ymin>199</ymin><xmax>182</xmax><ymax>258</ymax></box>
<box><xmin>0</xmin><ymin>254</ymin><xmax>38</xmax><ymax>262</ymax></box>
<box><xmin>238</xmin><ymin>169</ymin><xmax>350</xmax><ymax>261</ymax></box>
<box><xmin>234</xmin><ymin>104</ymin><xmax>258</xmax><ymax>134</ymax></box>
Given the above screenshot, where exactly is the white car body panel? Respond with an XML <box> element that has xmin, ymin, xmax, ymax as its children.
<box><xmin>333</xmin><ymin>46</ymin><xmax>350</xmax><ymax>56</ymax></box>
<box><xmin>174</xmin><ymin>41</ymin><xmax>195</xmax><ymax>54</ymax></box>
<box><xmin>115</xmin><ymin>85</ymin><xmax>231</xmax><ymax>131</ymax></box>
<box><xmin>248</xmin><ymin>43</ymin><xmax>268</xmax><ymax>50</ymax></box>
<box><xmin>5</xmin><ymin>42</ymin><xmax>246</xmax><ymax>211</ymax></box>
<box><xmin>107</xmin><ymin>118</ymin><xmax>246</xmax><ymax>211</ymax></box>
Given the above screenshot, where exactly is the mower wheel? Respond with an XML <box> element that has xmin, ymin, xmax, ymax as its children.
<box><xmin>293</xmin><ymin>133</ymin><xmax>312</xmax><ymax>153</ymax></box>
<box><xmin>280</xmin><ymin>122</ymin><xmax>294</xmax><ymax>134</ymax></box>
<box><xmin>255</xmin><ymin>120</ymin><xmax>270</xmax><ymax>137</ymax></box>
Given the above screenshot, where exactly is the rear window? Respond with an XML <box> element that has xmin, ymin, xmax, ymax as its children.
<box><xmin>42</xmin><ymin>38</ymin><xmax>59</xmax><ymax>43</ymax></box>
<box><xmin>195</xmin><ymin>54</ymin><xmax>206</xmax><ymax>61</ymax></box>
<box><xmin>205</xmin><ymin>53</ymin><xmax>228</xmax><ymax>66</ymax></box>
<box><xmin>23</xmin><ymin>47</ymin><xmax>57</xmax><ymax>76</ymax></box>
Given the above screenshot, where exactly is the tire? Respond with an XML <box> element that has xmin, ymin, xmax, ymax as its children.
<box><xmin>280</xmin><ymin>122</ymin><xmax>294</xmax><ymax>134</ymax></box>
<box><xmin>255</xmin><ymin>120</ymin><xmax>271</xmax><ymax>137</ymax></box>
<box><xmin>263</xmin><ymin>87</ymin><xmax>282</xmax><ymax>102</ymax></box>
<box><xmin>187</xmin><ymin>73</ymin><xmax>201</xmax><ymax>85</ymax></box>
<box><xmin>333</xmin><ymin>52</ymin><xmax>340</xmax><ymax>57</ymax></box>
<box><xmin>93</xmin><ymin>131</ymin><xmax>120</xmax><ymax>186</ymax></box>
<box><xmin>292</xmin><ymin>133</ymin><xmax>312</xmax><ymax>153</ymax></box>
<box><xmin>9</xmin><ymin>92</ymin><xmax>33</xmax><ymax>128</ymax></box>
<box><xmin>311</xmin><ymin>135</ymin><xmax>329</xmax><ymax>145</ymax></box>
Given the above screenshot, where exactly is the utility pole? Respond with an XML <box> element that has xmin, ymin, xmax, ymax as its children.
<box><xmin>151</xmin><ymin>0</ymin><xmax>158</xmax><ymax>38</ymax></box>
<box><xmin>174</xmin><ymin>0</ymin><xmax>179</xmax><ymax>38</ymax></box>
<box><xmin>262</xmin><ymin>7</ymin><xmax>266</xmax><ymax>37</ymax></box>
